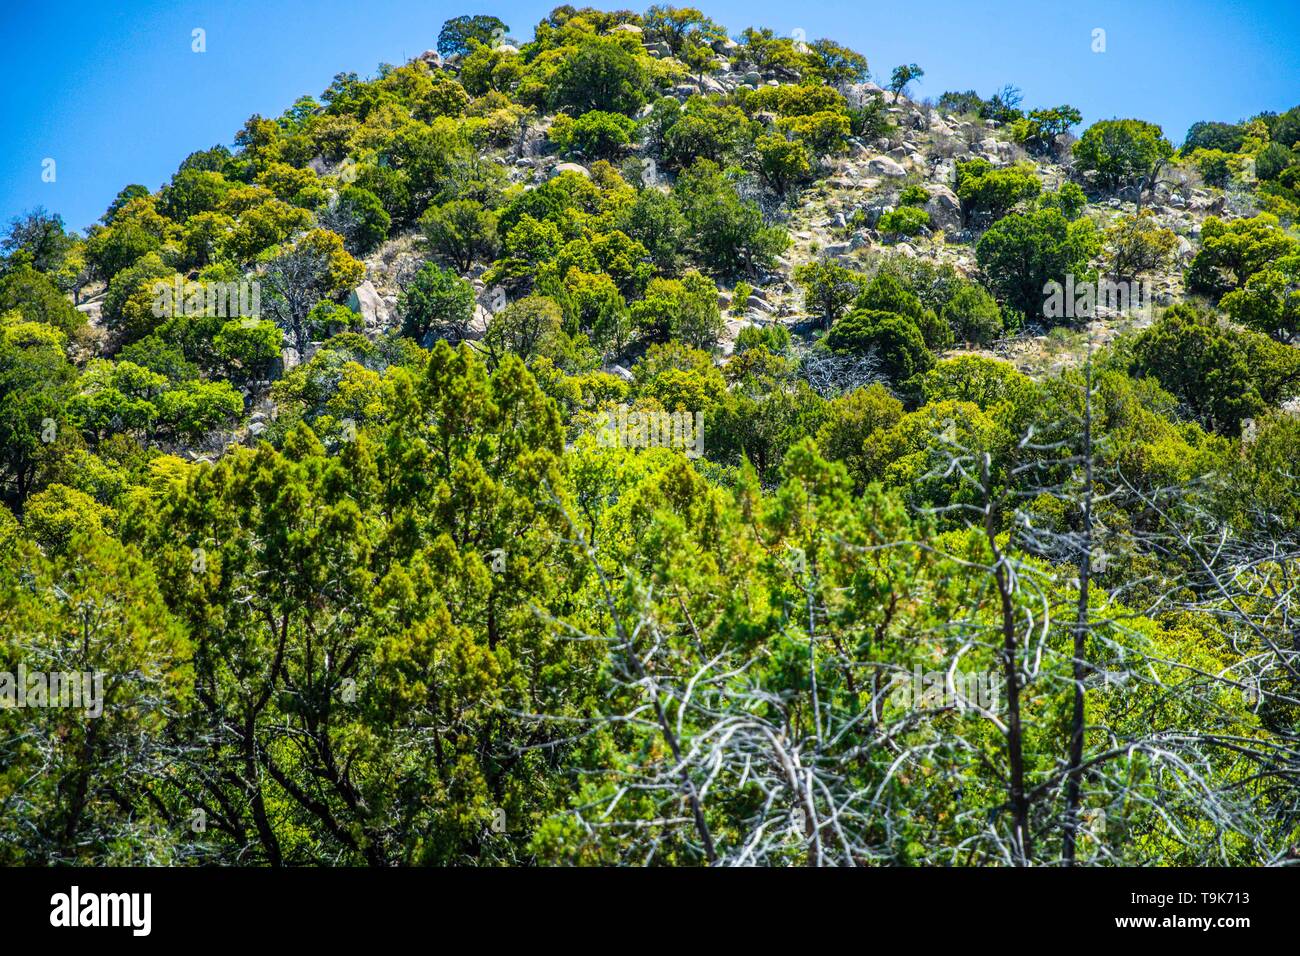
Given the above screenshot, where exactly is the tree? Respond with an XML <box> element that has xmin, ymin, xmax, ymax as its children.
<box><xmin>398</xmin><ymin>262</ymin><xmax>475</xmax><ymax>344</ymax></box>
<box><xmin>261</xmin><ymin>229</ymin><xmax>365</xmax><ymax>354</ymax></box>
<box><xmin>1182</xmin><ymin>120</ymin><xmax>1245</xmax><ymax>154</ymax></box>
<box><xmin>548</xmin><ymin>38</ymin><xmax>653</xmax><ymax>116</ymax></box>
<box><xmin>674</xmin><ymin>160</ymin><xmax>789</xmax><ymax>276</ymax></box>
<box><xmin>976</xmin><ymin>208</ymin><xmax>1101</xmax><ymax>322</ymax></box>
<box><xmin>807</xmin><ymin>39</ymin><xmax>870</xmax><ymax>88</ymax></box>
<box><xmin>481</xmin><ymin>294</ymin><xmax>563</xmax><ymax>368</ymax></box>
<box><xmin>2</xmin><ymin>208</ymin><xmax>78</xmax><ymax>281</ymax></box>
<box><xmin>419</xmin><ymin>199</ymin><xmax>499</xmax><ymax>273</ymax></box>
<box><xmin>629</xmin><ymin>271</ymin><xmax>722</xmax><ymax>347</ymax></box>
<box><xmin>941</xmin><ymin>282</ymin><xmax>1004</xmax><ymax>344</ymax></box>
<box><xmin>550</xmin><ymin>110</ymin><xmax>637</xmax><ymax>161</ymax></box>
<box><xmin>1073</xmin><ymin>119</ymin><xmax>1174</xmax><ymax>200</ymax></box>
<box><xmin>617</xmin><ymin>188</ymin><xmax>687</xmax><ymax>273</ymax></box>
<box><xmin>826</xmin><ymin>308</ymin><xmax>933</xmax><ymax>381</ymax></box>
<box><xmin>318</xmin><ymin>186</ymin><xmax>391</xmax><ymax>256</ymax></box>
<box><xmin>796</xmin><ymin>260</ymin><xmax>862</xmax><ymax>330</ymax></box>
<box><xmin>888</xmin><ymin>63</ymin><xmax>924</xmax><ymax>98</ymax></box>
<box><xmin>1106</xmin><ymin>211</ymin><xmax>1177</xmax><ymax>281</ymax></box>
<box><xmin>1186</xmin><ymin>213</ymin><xmax>1300</xmax><ymax>299</ymax></box>
<box><xmin>1221</xmin><ymin>252</ymin><xmax>1300</xmax><ymax>342</ymax></box>
<box><xmin>0</xmin><ymin>315</ymin><xmax>76</xmax><ymax>509</ymax></box>
<box><xmin>437</xmin><ymin>15</ymin><xmax>508</xmax><ymax>58</ymax></box>
<box><xmin>755</xmin><ymin>134</ymin><xmax>812</xmax><ymax>193</ymax></box>
<box><xmin>1011</xmin><ymin>105</ymin><xmax>1082</xmax><ymax>154</ymax></box>
<box><xmin>1129</xmin><ymin>304</ymin><xmax>1300</xmax><ymax>435</ymax></box>
<box><xmin>0</xmin><ymin>265</ymin><xmax>86</xmax><ymax>339</ymax></box>
<box><xmin>643</xmin><ymin>6</ymin><xmax>725</xmax><ymax>56</ymax></box>
<box><xmin>214</xmin><ymin>318</ymin><xmax>283</xmax><ymax>382</ymax></box>
<box><xmin>955</xmin><ymin>159</ymin><xmax>1042</xmax><ymax>227</ymax></box>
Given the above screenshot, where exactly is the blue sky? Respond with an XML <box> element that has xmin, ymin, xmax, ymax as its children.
<box><xmin>2</xmin><ymin>0</ymin><xmax>1298</xmax><ymax>233</ymax></box>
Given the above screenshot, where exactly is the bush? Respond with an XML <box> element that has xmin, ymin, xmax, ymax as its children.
<box><xmin>826</xmin><ymin>308</ymin><xmax>933</xmax><ymax>381</ymax></box>
<box><xmin>877</xmin><ymin>206</ymin><xmax>930</xmax><ymax>237</ymax></box>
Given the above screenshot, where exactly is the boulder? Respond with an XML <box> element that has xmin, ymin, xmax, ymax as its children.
<box><xmin>347</xmin><ymin>280</ymin><xmax>389</xmax><ymax>328</ymax></box>
<box><xmin>923</xmin><ymin>185</ymin><xmax>962</xmax><ymax>232</ymax></box>
<box><xmin>552</xmin><ymin>162</ymin><xmax>591</xmax><ymax>179</ymax></box>
<box><xmin>867</xmin><ymin>155</ymin><xmax>907</xmax><ymax>178</ymax></box>
<box><xmin>465</xmin><ymin>304</ymin><xmax>491</xmax><ymax>341</ymax></box>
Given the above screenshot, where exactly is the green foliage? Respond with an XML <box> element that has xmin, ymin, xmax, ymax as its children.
<box><xmin>398</xmin><ymin>262</ymin><xmax>476</xmax><ymax>343</ymax></box>
<box><xmin>1128</xmin><ymin>303</ymin><xmax>1300</xmax><ymax>435</ymax></box>
<box><xmin>877</xmin><ymin>205</ymin><xmax>930</xmax><ymax>237</ymax></box>
<box><xmin>1186</xmin><ymin>213</ymin><xmax>1300</xmax><ymax>299</ymax></box>
<box><xmin>941</xmin><ymin>282</ymin><xmax>1004</xmax><ymax>344</ymax></box>
<box><xmin>550</xmin><ymin>109</ymin><xmax>638</xmax><ymax>160</ymax></box>
<box><xmin>955</xmin><ymin>159</ymin><xmax>1042</xmax><ymax>227</ymax></box>
<box><xmin>1106</xmin><ymin>210</ymin><xmax>1177</xmax><ymax>281</ymax></box>
<box><xmin>438</xmin><ymin>15</ymin><xmax>509</xmax><ymax>57</ymax></box>
<box><xmin>547</xmin><ymin>37</ymin><xmax>654</xmax><ymax>116</ymax></box>
<box><xmin>674</xmin><ymin>160</ymin><xmax>789</xmax><ymax>276</ymax></box>
<box><xmin>976</xmin><ymin>208</ymin><xmax>1102</xmax><ymax>321</ymax></box>
<box><xmin>4</xmin><ymin>3</ymin><xmax>1299</xmax><ymax>869</ymax></box>
<box><xmin>1073</xmin><ymin>118</ymin><xmax>1174</xmax><ymax>194</ymax></box>
<box><xmin>826</xmin><ymin>308</ymin><xmax>933</xmax><ymax>380</ymax></box>
<box><xmin>419</xmin><ymin>199</ymin><xmax>500</xmax><ymax>272</ymax></box>
<box><xmin>888</xmin><ymin>63</ymin><xmax>924</xmax><ymax>96</ymax></box>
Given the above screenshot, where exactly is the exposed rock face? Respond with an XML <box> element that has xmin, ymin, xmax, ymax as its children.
<box><xmin>347</xmin><ymin>280</ymin><xmax>389</xmax><ymax>329</ymax></box>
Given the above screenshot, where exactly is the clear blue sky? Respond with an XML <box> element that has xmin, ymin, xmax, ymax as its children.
<box><xmin>3</xmin><ymin>0</ymin><xmax>1298</xmax><ymax>233</ymax></box>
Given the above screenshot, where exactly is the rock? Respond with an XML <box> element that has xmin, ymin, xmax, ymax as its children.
<box><xmin>418</xmin><ymin>50</ymin><xmax>443</xmax><ymax>69</ymax></box>
<box><xmin>248</xmin><ymin>421</ymin><xmax>267</xmax><ymax>438</ymax></box>
<box><xmin>282</xmin><ymin>347</ymin><xmax>301</xmax><ymax>370</ymax></box>
<box><xmin>923</xmin><ymin>185</ymin><xmax>962</xmax><ymax>232</ymax></box>
<box><xmin>867</xmin><ymin>155</ymin><xmax>907</xmax><ymax>178</ymax></box>
<box><xmin>609</xmin><ymin>364</ymin><xmax>634</xmax><ymax>382</ymax></box>
<box><xmin>644</xmin><ymin>41</ymin><xmax>671</xmax><ymax>57</ymax></box>
<box><xmin>822</xmin><ymin>242</ymin><xmax>853</xmax><ymax>258</ymax></box>
<box><xmin>742</xmin><ymin>71</ymin><xmax>761</xmax><ymax>87</ymax></box>
<box><xmin>465</xmin><ymin>304</ymin><xmax>491</xmax><ymax>341</ymax></box>
<box><xmin>552</xmin><ymin>162</ymin><xmax>591</xmax><ymax>178</ymax></box>
<box><xmin>347</xmin><ymin>280</ymin><xmax>389</xmax><ymax>328</ymax></box>
<box><xmin>496</xmin><ymin>44</ymin><xmax>520</xmax><ymax>55</ymax></box>
<box><xmin>1176</xmin><ymin>235</ymin><xmax>1195</xmax><ymax>261</ymax></box>
<box><xmin>75</xmin><ymin>298</ymin><xmax>103</xmax><ymax>324</ymax></box>
<box><xmin>613</xmin><ymin>22</ymin><xmax>643</xmax><ymax>33</ymax></box>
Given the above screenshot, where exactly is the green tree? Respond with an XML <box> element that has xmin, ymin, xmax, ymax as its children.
<box><xmin>419</xmin><ymin>199</ymin><xmax>500</xmax><ymax>273</ymax></box>
<box><xmin>976</xmin><ymin>208</ymin><xmax>1101</xmax><ymax>322</ymax></box>
<box><xmin>398</xmin><ymin>262</ymin><xmax>476</xmax><ymax>344</ymax></box>
<box><xmin>1073</xmin><ymin>119</ymin><xmax>1174</xmax><ymax>199</ymax></box>
<box><xmin>437</xmin><ymin>15</ymin><xmax>508</xmax><ymax>57</ymax></box>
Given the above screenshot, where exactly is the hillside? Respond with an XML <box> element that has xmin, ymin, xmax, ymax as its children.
<box><xmin>2</xmin><ymin>5</ymin><xmax>1300</xmax><ymax>867</ymax></box>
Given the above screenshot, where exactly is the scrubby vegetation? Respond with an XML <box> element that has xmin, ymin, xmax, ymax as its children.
<box><xmin>2</xmin><ymin>5</ymin><xmax>1300</xmax><ymax>867</ymax></box>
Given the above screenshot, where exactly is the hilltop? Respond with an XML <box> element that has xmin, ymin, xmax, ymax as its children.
<box><xmin>2</xmin><ymin>6</ymin><xmax>1300</xmax><ymax>868</ymax></box>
